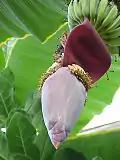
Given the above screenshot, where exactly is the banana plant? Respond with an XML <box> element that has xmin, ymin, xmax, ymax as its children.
<box><xmin>0</xmin><ymin>0</ymin><xmax>120</xmax><ymax>160</ymax></box>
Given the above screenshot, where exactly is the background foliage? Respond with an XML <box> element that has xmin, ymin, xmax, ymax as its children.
<box><xmin>0</xmin><ymin>0</ymin><xmax>120</xmax><ymax>160</ymax></box>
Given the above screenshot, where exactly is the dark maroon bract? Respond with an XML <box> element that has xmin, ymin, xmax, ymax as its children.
<box><xmin>63</xmin><ymin>19</ymin><xmax>111</xmax><ymax>83</ymax></box>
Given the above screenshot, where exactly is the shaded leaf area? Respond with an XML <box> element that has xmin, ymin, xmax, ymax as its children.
<box><xmin>35</xmin><ymin>125</ymin><xmax>55</xmax><ymax>160</ymax></box>
<box><xmin>0</xmin><ymin>131</ymin><xmax>9</xmax><ymax>160</ymax></box>
<box><xmin>54</xmin><ymin>148</ymin><xmax>86</xmax><ymax>160</ymax></box>
<box><xmin>6</xmin><ymin>108</ymin><xmax>29</xmax><ymax>127</ymax></box>
<box><xmin>0</xmin><ymin>48</ymin><xmax>5</xmax><ymax>71</ymax></box>
<box><xmin>59</xmin><ymin>127</ymin><xmax>120</xmax><ymax>160</ymax></box>
<box><xmin>6</xmin><ymin>112</ymin><xmax>40</xmax><ymax>160</ymax></box>
<box><xmin>71</xmin><ymin>57</ymin><xmax>120</xmax><ymax>134</ymax></box>
<box><xmin>6</xmin><ymin>25</ymin><xmax>68</xmax><ymax>103</ymax></box>
<box><xmin>0</xmin><ymin>67</ymin><xmax>17</xmax><ymax>125</ymax></box>
<box><xmin>0</xmin><ymin>0</ymin><xmax>67</xmax><ymax>44</ymax></box>
<box><xmin>0</xmin><ymin>157</ymin><xmax>6</xmax><ymax>160</ymax></box>
<box><xmin>13</xmin><ymin>155</ymin><xmax>33</xmax><ymax>160</ymax></box>
<box><xmin>35</xmin><ymin>113</ymin><xmax>56</xmax><ymax>160</ymax></box>
<box><xmin>25</xmin><ymin>91</ymin><xmax>42</xmax><ymax>129</ymax></box>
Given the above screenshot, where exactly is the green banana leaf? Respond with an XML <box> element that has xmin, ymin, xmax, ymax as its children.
<box><xmin>0</xmin><ymin>0</ymin><xmax>67</xmax><ymax>45</ymax></box>
<box><xmin>6</xmin><ymin>112</ymin><xmax>40</xmax><ymax>160</ymax></box>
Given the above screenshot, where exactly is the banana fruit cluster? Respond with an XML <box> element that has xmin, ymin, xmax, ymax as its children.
<box><xmin>68</xmin><ymin>0</ymin><xmax>120</xmax><ymax>54</ymax></box>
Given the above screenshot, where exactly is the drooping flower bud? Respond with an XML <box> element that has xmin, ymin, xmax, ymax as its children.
<box><xmin>41</xmin><ymin>67</ymin><xmax>87</xmax><ymax>148</ymax></box>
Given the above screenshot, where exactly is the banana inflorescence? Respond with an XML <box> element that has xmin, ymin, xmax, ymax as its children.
<box><xmin>68</xmin><ymin>0</ymin><xmax>120</xmax><ymax>54</ymax></box>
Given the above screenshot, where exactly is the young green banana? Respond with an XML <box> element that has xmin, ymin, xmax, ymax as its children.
<box><xmin>81</xmin><ymin>0</ymin><xmax>90</xmax><ymax>18</ymax></box>
<box><xmin>97</xmin><ymin>4</ymin><xmax>118</xmax><ymax>32</ymax></box>
<box><xmin>102</xmin><ymin>27</ymin><xmax>120</xmax><ymax>39</ymax></box>
<box><xmin>68</xmin><ymin>1</ymin><xmax>77</xmax><ymax>21</ymax></box>
<box><xmin>94</xmin><ymin>0</ymin><xmax>100</xmax><ymax>22</ymax></box>
<box><xmin>103</xmin><ymin>5</ymin><xmax>111</xmax><ymax>19</ymax></box>
<box><xmin>68</xmin><ymin>15</ymin><xmax>78</xmax><ymax>31</ymax></box>
<box><xmin>106</xmin><ymin>15</ymin><xmax>120</xmax><ymax>32</ymax></box>
<box><xmin>95</xmin><ymin>0</ymin><xmax>108</xmax><ymax>29</ymax></box>
<box><xmin>90</xmin><ymin>0</ymin><xmax>99</xmax><ymax>24</ymax></box>
<box><xmin>101</xmin><ymin>5</ymin><xmax>118</xmax><ymax>29</ymax></box>
<box><xmin>73</xmin><ymin>0</ymin><xmax>84</xmax><ymax>23</ymax></box>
